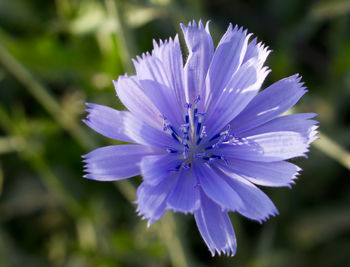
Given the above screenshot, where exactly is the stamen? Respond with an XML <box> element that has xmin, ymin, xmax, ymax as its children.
<box><xmin>195</xmin><ymin>113</ymin><xmax>205</xmax><ymax>136</ymax></box>
<box><xmin>194</xmin><ymin>95</ymin><xmax>201</xmax><ymax>104</ymax></box>
<box><xmin>171</xmin><ymin>132</ymin><xmax>181</xmax><ymax>143</ymax></box>
<box><xmin>196</xmin><ymin>123</ymin><xmax>201</xmax><ymax>136</ymax></box>
<box><xmin>163</xmin><ymin>116</ymin><xmax>170</xmax><ymax>131</ymax></box>
<box><xmin>196</xmin><ymin>126</ymin><xmax>206</xmax><ymax>145</ymax></box>
<box><xmin>194</xmin><ymin>152</ymin><xmax>208</xmax><ymax>158</ymax></box>
<box><xmin>200</xmin><ymin>154</ymin><xmax>227</xmax><ymax>165</ymax></box>
<box><xmin>168</xmin><ymin>163</ymin><xmax>182</xmax><ymax>172</ymax></box>
<box><xmin>169</xmin><ymin>125</ymin><xmax>178</xmax><ymax>135</ymax></box>
<box><xmin>205</xmin><ymin>132</ymin><xmax>231</xmax><ymax>150</ymax></box>
<box><xmin>182</xmin><ymin>135</ymin><xmax>189</xmax><ymax>146</ymax></box>
<box><xmin>184</xmin><ymin>103</ymin><xmax>192</xmax><ymax>124</ymax></box>
<box><xmin>209</xmin><ymin>125</ymin><xmax>230</xmax><ymax>141</ymax></box>
<box><xmin>200</xmin><ymin>126</ymin><xmax>207</xmax><ymax>138</ymax></box>
<box><xmin>180</xmin><ymin>123</ymin><xmax>190</xmax><ymax>141</ymax></box>
<box><xmin>209</xmin><ymin>133</ymin><xmax>221</xmax><ymax>141</ymax></box>
<box><xmin>208</xmin><ymin>157</ymin><xmax>219</xmax><ymax>164</ymax></box>
<box><xmin>193</xmin><ymin>95</ymin><xmax>201</xmax><ymax>123</ymax></box>
<box><xmin>220</xmin><ymin>155</ymin><xmax>228</xmax><ymax>165</ymax></box>
<box><xmin>212</xmin><ymin>136</ymin><xmax>225</xmax><ymax>149</ymax></box>
<box><xmin>163</xmin><ymin>116</ymin><xmax>182</xmax><ymax>143</ymax></box>
<box><xmin>182</xmin><ymin>162</ymin><xmax>191</xmax><ymax>169</ymax></box>
<box><xmin>201</xmin><ymin>155</ymin><xmax>219</xmax><ymax>163</ymax></box>
<box><xmin>166</xmin><ymin>148</ymin><xmax>178</xmax><ymax>153</ymax></box>
<box><xmin>183</xmin><ymin>144</ymin><xmax>189</xmax><ymax>159</ymax></box>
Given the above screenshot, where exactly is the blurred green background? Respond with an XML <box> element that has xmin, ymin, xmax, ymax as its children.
<box><xmin>0</xmin><ymin>0</ymin><xmax>350</xmax><ymax>266</ymax></box>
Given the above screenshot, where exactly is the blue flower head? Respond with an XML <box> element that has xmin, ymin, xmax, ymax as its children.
<box><xmin>83</xmin><ymin>21</ymin><xmax>318</xmax><ymax>256</ymax></box>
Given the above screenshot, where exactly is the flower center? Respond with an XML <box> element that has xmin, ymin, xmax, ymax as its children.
<box><xmin>164</xmin><ymin>95</ymin><xmax>231</xmax><ymax>171</ymax></box>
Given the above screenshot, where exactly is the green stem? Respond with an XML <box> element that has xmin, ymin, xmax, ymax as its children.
<box><xmin>159</xmin><ymin>213</ymin><xmax>190</xmax><ymax>267</ymax></box>
<box><xmin>313</xmin><ymin>132</ymin><xmax>350</xmax><ymax>170</ymax></box>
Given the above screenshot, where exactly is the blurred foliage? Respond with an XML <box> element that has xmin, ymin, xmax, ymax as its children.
<box><xmin>0</xmin><ymin>0</ymin><xmax>350</xmax><ymax>266</ymax></box>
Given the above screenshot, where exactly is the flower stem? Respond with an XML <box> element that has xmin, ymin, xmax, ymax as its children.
<box><xmin>313</xmin><ymin>132</ymin><xmax>350</xmax><ymax>170</ymax></box>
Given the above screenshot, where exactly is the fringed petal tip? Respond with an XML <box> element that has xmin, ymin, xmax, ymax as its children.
<box><xmin>180</xmin><ymin>19</ymin><xmax>200</xmax><ymax>30</ymax></box>
<box><xmin>112</xmin><ymin>78</ymin><xmax>120</xmax><ymax>90</ymax></box>
<box><xmin>249</xmin><ymin>38</ymin><xmax>271</xmax><ymax>64</ymax></box>
<box><xmin>113</xmin><ymin>73</ymin><xmax>129</xmax><ymax>85</ymax></box>
<box><xmin>257</xmin><ymin>209</ymin><xmax>279</xmax><ymax>224</ymax></box>
<box><xmin>256</xmin><ymin>39</ymin><xmax>271</xmax><ymax>55</ymax></box>
<box><xmin>286</xmin><ymin>171</ymin><xmax>301</xmax><ymax>189</ymax></box>
<box><xmin>224</xmin><ymin>23</ymin><xmax>253</xmax><ymax>40</ymax></box>
<box><xmin>308</xmin><ymin>126</ymin><xmax>319</xmax><ymax>144</ymax></box>
<box><xmin>286</xmin><ymin>74</ymin><xmax>306</xmax><ymax>90</ymax></box>
<box><xmin>180</xmin><ymin>19</ymin><xmax>211</xmax><ymax>34</ymax></box>
<box><xmin>83</xmin><ymin>173</ymin><xmax>107</xmax><ymax>181</ymax></box>
<box><xmin>135</xmin><ymin>208</ymin><xmax>157</xmax><ymax>228</ymax></box>
<box><xmin>298</xmin><ymin>125</ymin><xmax>319</xmax><ymax>157</ymax></box>
<box><xmin>131</xmin><ymin>52</ymin><xmax>154</xmax><ymax>68</ymax></box>
<box><xmin>283</xmin><ymin>164</ymin><xmax>302</xmax><ymax>189</ymax></box>
<box><xmin>85</xmin><ymin>102</ymin><xmax>93</xmax><ymax>108</ymax></box>
<box><xmin>209</xmin><ymin>243</ymin><xmax>237</xmax><ymax>257</ymax></box>
<box><xmin>151</xmin><ymin>34</ymin><xmax>181</xmax><ymax>59</ymax></box>
<box><xmin>166</xmin><ymin>205</ymin><xmax>195</xmax><ymax>215</ymax></box>
<box><xmin>82</xmin><ymin>102</ymin><xmax>138</xmax><ymax>142</ymax></box>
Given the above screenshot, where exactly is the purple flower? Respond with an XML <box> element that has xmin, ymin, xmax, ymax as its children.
<box><xmin>83</xmin><ymin>21</ymin><xmax>318</xmax><ymax>256</ymax></box>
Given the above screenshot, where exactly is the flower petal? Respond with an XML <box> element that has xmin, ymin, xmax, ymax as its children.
<box><xmin>122</xmin><ymin>111</ymin><xmax>181</xmax><ymax>149</ymax></box>
<box><xmin>229</xmin><ymin>74</ymin><xmax>307</xmax><ymax>133</ymax></box>
<box><xmin>152</xmin><ymin>35</ymin><xmax>186</xmax><ymax>108</ymax></box>
<box><xmin>133</xmin><ymin>54</ymin><xmax>184</xmax><ymax>127</ymax></box>
<box><xmin>203</xmin><ymin>24</ymin><xmax>251</xmax><ymax>109</ymax></box>
<box><xmin>216</xmin><ymin>140</ymin><xmax>265</xmax><ymax>161</ymax></box>
<box><xmin>181</xmin><ymin>20</ymin><xmax>214</xmax><ymax>104</ymax></box>
<box><xmin>205</xmin><ymin>57</ymin><xmax>270</xmax><ymax>140</ymax></box>
<box><xmin>246</xmin><ymin>131</ymin><xmax>312</xmax><ymax>160</ymax></box>
<box><xmin>83</xmin><ymin>145</ymin><xmax>155</xmax><ymax>181</ymax></box>
<box><xmin>194</xmin><ymin>191</ymin><xmax>237</xmax><ymax>256</ymax></box>
<box><xmin>83</xmin><ymin>103</ymin><xmax>133</xmax><ymax>143</ymax></box>
<box><xmin>237</xmin><ymin>113</ymin><xmax>318</xmax><ymax>142</ymax></box>
<box><xmin>219</xmin><ymin>170</ymin><xmax>278</xmax><ymax>222</ymax></box>
<box><xmin>218</xmin><ymin>158</ymin><xmax>301</xmax><ymax>187</ymax></box>
<box><xmin>85</xmin><ymin>106</ymin><xmax>179</xmax><ymax>149</ymax></box>
<box><xmin>194</xmin><ymin>161</ymin><xmax>243</xmax><ymax>211</ymax></box>
<box><xmin>167</xmin><ymin>169</ymin><xmax>200</xmax><ymax>213</ymax></box>
<box><xmin>140</xmin><ymin>154</ymin><xmax>183</xmax><ymax>186</ymax></box>
<box><xmin>114</xmin><ymin>75</ymin><xmax>163</xmax><ymax>130</ymax></box>
<box><xmin>136</xmin><ymin>175</ymin><xmax>177</xmax><ymax>226</ymax></box>
<box><xmin>243</xmin><ymin>37</ymin><xmax>270</xmax><ymax>67</ymax></box>
<box><xmin>218</xmin><ymin>131</ymin><xmax>312</xmax><ymax>161</ymax></box>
